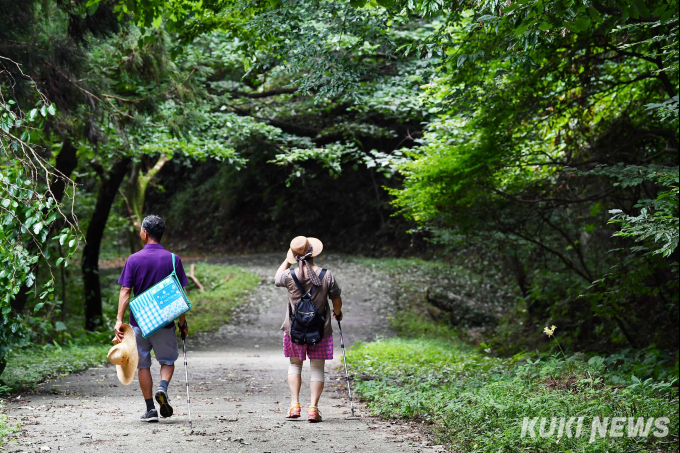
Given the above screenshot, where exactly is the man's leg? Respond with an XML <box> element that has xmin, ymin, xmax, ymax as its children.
<box><xmin>159</xmin><ymin>364</ymin><xmax>174</xmax><ymax>393</ymax></box>
<box><xmin>133</xmin><ymin>327</ymin><xmax>158</xmax><ymax>422</ymax></box>
<box><xmin>151</xmin><ymin>326</ymin><xmax>180</xmax><ymax>418</ymax></box>
<box><xmin>139</xmin><ymin>368</ymin><xmax>154</xmax><ymax>399</ymax></box>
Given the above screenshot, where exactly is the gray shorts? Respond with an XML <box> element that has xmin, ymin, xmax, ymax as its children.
<box><xmin>133</xmin><ymin>326</ymin><xmax>179</xmax><ymax>369</ymax></box>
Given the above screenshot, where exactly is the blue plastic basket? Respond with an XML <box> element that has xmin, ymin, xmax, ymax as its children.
<box><xmin>129</xmin><ymin>253</ymin><xmax>191</xmax><ymax>338</ymax></box>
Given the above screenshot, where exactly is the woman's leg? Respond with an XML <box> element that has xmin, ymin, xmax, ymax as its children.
<box><xmin>309</xmin><ymin>359</ymin><xmax>325</xmax><ymax>406</ymax></box>
<box><xmin>288</xmin><ymin>357</ymin><xmax>303</xmax><ymax>403</ymax></box>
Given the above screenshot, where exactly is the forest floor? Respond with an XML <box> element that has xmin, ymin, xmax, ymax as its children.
<box><xmin>1</xmin><ymin>254</ymin><xmax>445</xmax><ymax>453</ymax></box>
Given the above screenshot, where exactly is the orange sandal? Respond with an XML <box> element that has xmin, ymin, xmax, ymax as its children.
<box><xmin>286</xmin><ymin>402</ymin><xmax>301</xmax><ymax>418</ymax></box>
<box><xmin>308</xmin><ymin>406</ymin><xmax>322</xmax><ymax>423</ymax></box>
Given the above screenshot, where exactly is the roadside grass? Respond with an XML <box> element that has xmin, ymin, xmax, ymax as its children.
<box><xmin>349</xmin><ymin>256</ymin><xmax>452</xmax><ymax>274</ymax></box>
<box><xmin>390</xmin><ymin>310</ymin><xmax>458</xmax><ymax>340</ymax></box>
<box><xmin>348</xmin><ymin>312</ymin><xmax>679</xmax><ymax>452</ymax></box>
<box><xmin>0</xmin><ymin>399</ymin><xmax>18</xmax><ymax>446</ymax></box>
<box><xmin>183</xmin><ymin>263</ymin><xmax>260</xmax><ymax>333</ymax></box>
<box><xmin>0</xmin><ymin>262</ymin><xmax>258</xmax><ymax>394</ymax></box>
<box><xmin>1</xmin><ymin>344</ymin><xmax>110</xmax><ymax>393</ymax></box>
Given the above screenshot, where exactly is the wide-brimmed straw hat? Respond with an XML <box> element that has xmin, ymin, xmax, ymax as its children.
<box><xmin>107</xmin><ymin>323</ymin><xmax>138</xmax><ymax>385</ymax></box>
<box><xmin>286</xmin><ymin>236</ymin><xmax>324</xmax><ymax>264</ymax></box>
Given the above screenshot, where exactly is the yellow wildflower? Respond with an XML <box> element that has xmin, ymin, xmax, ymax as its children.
<box><xmin>543</xmin><ymin>326</ymin><xmax>555</xmax><ymax>337</ymax></box>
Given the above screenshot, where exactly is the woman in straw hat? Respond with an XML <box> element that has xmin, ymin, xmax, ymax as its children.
<box><xmin>275</xmin><ymin>236</ymin><xmax>343</xmax><ymax>423</ymax></box>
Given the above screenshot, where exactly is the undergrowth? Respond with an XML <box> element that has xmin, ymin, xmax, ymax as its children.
<box><xmin>0</xmin><ymin>399</ymin><xmax>18</xmax><ymax>446</ymax></box>
<box><xmin>1</xmin><ymin>343</ymin><xmax>109</xmax><ymax>394</ymax></box>
<box><xmin>348</xmin><ymin>312</ymin><xmax>679</xmax><ymax>452</ymax></box>
<box><xmin>348</xmin><ymin>256</ymin><xmax>517</xmax><ymax>346</ymax></box>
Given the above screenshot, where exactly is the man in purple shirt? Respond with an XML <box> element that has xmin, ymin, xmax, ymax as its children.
<box><xmin>114</xmin><ymin>215</ymin><xmax>190</xmax><ymax>423</ymax></box>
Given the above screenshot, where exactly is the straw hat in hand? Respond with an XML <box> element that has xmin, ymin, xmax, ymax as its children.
<box><xmin>107</xmin><ymin>323</ymin><xmax>138</xmax><ymax>385</ymax></box>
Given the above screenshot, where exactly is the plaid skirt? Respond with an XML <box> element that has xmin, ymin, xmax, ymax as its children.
<box><xmin>283</xmin><ymin>332</ymin><xmax>333</xmax><ymax>360</ymax></box>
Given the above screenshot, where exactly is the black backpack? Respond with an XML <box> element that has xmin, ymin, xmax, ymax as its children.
<box><xmin>288</xmin><ymin>268</ymin><xmax>327</xmax><ymax>346</ymax></box>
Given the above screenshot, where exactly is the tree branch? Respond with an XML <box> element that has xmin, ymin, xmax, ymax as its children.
<box><xmin>540</xmin><ymin>214</ymin><xmax>594</xmax><ymax>282</ymax></box>
<box><xmin>230</xmin><ymin>105</ymin><xmax>320</xmax><ymax>137</ymax></box>
<box><xmin>231</xmin><ymin>88</ymin><xmax>298</xmax><ymax>99</ymax></box>
<box><xmin>492</xmin><ymin>188</ymin><xmax>616</xmax><ymax>204</ymax></box>
<box><xmin>504</xmin><ymin>227</ymin><xmax>594</xmax><ymax>283</ymax></box>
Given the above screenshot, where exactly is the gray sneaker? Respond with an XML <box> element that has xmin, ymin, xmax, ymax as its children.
<box><xmin>155</xmin><ymin>388</ymin><xmax>174</xmax><ymax>418</ymax></box>
<box><xmin>140</xmin><ymin>408</ymin><xmax>159</xmax><ymax>422</ymax></box>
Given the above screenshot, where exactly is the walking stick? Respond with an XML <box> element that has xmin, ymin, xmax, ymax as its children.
<box><xmin>180</xmin><ymin>328</ymin><xmax>193</xmax><ymax>429</ymax></box>
<box><xmin>337</xmin><ymin>320</ymin><xmax>355</xmax><ymax>417</ymax></box>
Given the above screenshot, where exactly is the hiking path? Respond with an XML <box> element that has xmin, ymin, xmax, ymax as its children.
<box><xmin>3</xmin><ymin>254</ymin><xmax>445</xmax><ymax>453</ymax></box>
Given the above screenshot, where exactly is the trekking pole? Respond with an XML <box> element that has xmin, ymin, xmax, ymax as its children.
<box><xmin>181</xmin><ymin>329</ymin><xmax>193</xmax><ymax>430</ymax></box>
<box><xmin>337</xmin><ymin>320</ymin><xmax>355</xmax><ymax>417</ymax></box>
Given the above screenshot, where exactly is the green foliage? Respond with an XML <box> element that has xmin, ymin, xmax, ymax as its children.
<box><xmin>349</xmin><ymin>332</ymin><xmax>679</xmax><ymax>452</ymax></box>
<box><xmin>570</xmin><ymin>165</ymin><xmax>679</xmax><ymax>258</ymax></box>
<box><xmin>390</xmin><ymin>309</ymin><xmax>458</xmax><ymax>340</ymax></box>
<box><xmin>0</xmin><ymin>343</ymin><xmax>109</xmax><ymax>393</ymax></box>
<box><xmin>153</xmin><ymin>149</ymin><xmax>413</xmax><ymax>255</ymax></box>
<box><xmin>1</xmin><ymin>0</ymin><xmax>677</xmax><ymax>386</ymax></box>
<box><xmin>0</xmin><ymin>75</ymin><xmax>80</xmax><ymax>371</ymax></box>
<box><xmin>608</xmin><ymin>168</ymin><xmax>679</xmax><ymax>258</ymax></box>
<box><xmin>383</xmin><ymin>0</ymin><xmax>680</xmax><ymax>351</ymax></box>
<box><xmin>183</xmin><ymin>263</ymin><xmax>260</xmax><ymax>334</ymax></box>
<box><xmin>0</xmin><ymin>399</ymin><xmax>19</xmax><ymax>445</ymax></box>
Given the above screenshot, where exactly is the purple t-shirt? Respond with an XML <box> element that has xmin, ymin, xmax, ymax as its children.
<box><xmin>118</xmin><ymin>243</ymin><xmax>189</xmax><ymax>329</ymax></box>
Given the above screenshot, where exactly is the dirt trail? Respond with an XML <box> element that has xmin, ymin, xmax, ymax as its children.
<box><xmin>3</xmin><ymin>254</ymin><xmax>444</xmax><ymax>453</ymax></box>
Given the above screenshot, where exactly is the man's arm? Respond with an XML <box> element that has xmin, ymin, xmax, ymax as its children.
<box><xmin>172</xmin><ymin>258</ymin><xmax>190</xmax><ymax>337</ymax></box>
<box><xmin>114</xmin><ymin>286</ymin><xmax>132</xmax><ymax>341</ymax></box>
<box><xmin>178</xmin><ymin>298</ymin><xmax>188</xmax><ymax>337</ymax></box>
<box><xmin>332</xmin><ymin>297</ymin><xmax>343</xmax><ymax>321</ymax></box>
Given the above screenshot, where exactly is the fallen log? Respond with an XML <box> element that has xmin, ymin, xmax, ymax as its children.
<box><xmin>188</xmin><ymin>263</ymin><xmax>205</xmax><ymax>292</ymax></box>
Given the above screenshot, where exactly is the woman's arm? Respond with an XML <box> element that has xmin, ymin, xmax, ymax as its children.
<box><xmin>332</xmin><ymin>297</ymin><xmax>343</xmax><ymax>321</ymax></box>
<box><xmin>275</xmin><ymin>259</ymin><xmax>291</xmax><ymax>284</ymax></box>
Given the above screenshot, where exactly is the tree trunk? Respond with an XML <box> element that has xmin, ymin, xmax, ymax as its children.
<box><xmin>122</xmin><ymin>156</ymin><xmax>170</xmax><ymax>253</ymax></box>
<box><xmin>11</xmin><ymin>139</ymin><xmax>78</xmax><ymax>313</ymax></box>
<box><xmin>50</xmin><ymin>138</ymin><xmax>79</xmax><ymax>203</ymax></box>
<box><xmin>82</xmin><ymin>157</ymin><xmax>131</xmax><ymax>331</ymax></box>
<box><xmin>122</xmin><ymin>161</ymin><xmax>142</xmax><ymax>254</ymax></box>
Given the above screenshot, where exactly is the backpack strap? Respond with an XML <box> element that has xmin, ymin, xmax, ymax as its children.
<box><xmin>171</xmin><ymin>253</ymin><xmax>176</xmax><ymax>276</ymax></box>
<box><xmin>288</xmin><ymin>268</ymin><xmax>328</xmax><ymax>319</ymax></box>
<box><xmin>290</xmin><ymin>268</ymin><xmax>327</xmax><ymax>296</ymax></box>
<box><xmin>290</xmin><ymin>268</ymin><xmax>306</xmax><ymax>294</ymax></box>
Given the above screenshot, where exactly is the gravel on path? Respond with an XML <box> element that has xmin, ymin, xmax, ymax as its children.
<box><xmin>3</xmin><ymin>254</ymin><xmax>445</xmax><ymax>453</ymax></box>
